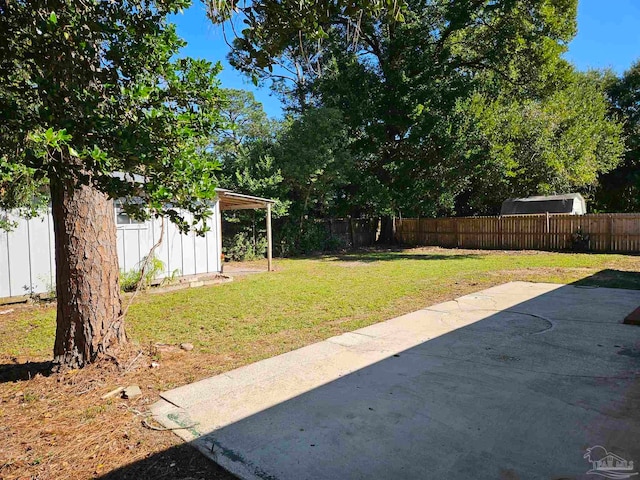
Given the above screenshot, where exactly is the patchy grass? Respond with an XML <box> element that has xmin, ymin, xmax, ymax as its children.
<box><xmin>3</xmin><ymin>248</ymin><xmax>640</xmax><ymax>362</ymax></box>
<box><xmin>1</xmin><ymin>247</ymin><xmax>640</xmax><ymax>479</ymax></box>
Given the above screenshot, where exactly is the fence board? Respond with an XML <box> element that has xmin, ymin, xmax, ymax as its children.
<box><xmin>321</xmin><ymin>218</ymin><xmax>378</xmax><ymax>248</ymax></box>
<box><xmin>396</xmin><ymin>214</ymin><xmax>640</xmax><ymax>253</ymax></box>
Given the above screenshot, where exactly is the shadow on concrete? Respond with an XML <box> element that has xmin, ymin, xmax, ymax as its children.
<box><xmin>100</xmin><ymin>274</ymin><xmax>640</xmax><ymax>479</ymax></box>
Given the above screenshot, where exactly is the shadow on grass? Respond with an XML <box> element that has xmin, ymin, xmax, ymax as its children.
<box><xmin>572</xmin><ymin>269</ymin><xmax>640</xmax><ymax>290</ymax></box>
<box><xmin>0</xmin><ymin>360</ymin><xmax>52</xmax><ymax>383</ymax></box>
<box><xmin>327</xmin><ymin>250</ymin><xmax>483</xmax><ymax>263</ymax></box>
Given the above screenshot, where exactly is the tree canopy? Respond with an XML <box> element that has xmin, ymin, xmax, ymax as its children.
<box><xmin>0</xmin><ymin>0</ymin><xmax>224</xmax><ymax>231</ymax></box>
<box><xmin>229</xmin><ymin>0</ymin><xmax>617</xmax><ymax>220</ymax></box>
<box><xmin>213</xmin><ymin>0</ymin><xmax>628</xmax><ymax>249</ymax></box>
<box><xmin>457</xmin><ymin>70</ymin><xmax>624</xmax><ymax>214</ymax></box>
<box><xmin>595</xmin><ymin>61</ymin><xmax>640</xmax><ymax>212</ymax></box>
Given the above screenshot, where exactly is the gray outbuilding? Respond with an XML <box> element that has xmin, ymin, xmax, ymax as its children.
<box><xmin>500</xmin><ymin>193</ymin><xmax>586</xmax><ymax>215</ymax></box>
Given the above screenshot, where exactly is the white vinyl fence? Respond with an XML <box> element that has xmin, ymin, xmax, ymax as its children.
<box><xmin>0</xmin><ymin>202</ymin><xmax>222</xmax><ymax>299</ymax></box>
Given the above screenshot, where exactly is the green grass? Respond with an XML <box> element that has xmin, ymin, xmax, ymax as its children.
<box><xmin>2</xmin><ymin>248</ymin><xmax>640</xmax><ymax>361</ymax></box>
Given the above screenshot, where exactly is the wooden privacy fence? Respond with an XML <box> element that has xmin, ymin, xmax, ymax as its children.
<box><xmin>396</xmin><ymin>214</ymin><xmax>640</xmax><ymax>253</ymax></box>
<box><xmin>224</xmin><ymin>217</ymin><xmax>379</xmax><ymax>250</ymax></box>
<box><xmin>324</xmin><ymin>218</ymin><xmax>378</xmax><ymax>248</ymax></box>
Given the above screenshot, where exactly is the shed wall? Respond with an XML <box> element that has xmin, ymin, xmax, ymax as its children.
<box><xmin>0</xmin><ymin>202</ymin><xmax>221</xmax><ymax>299</ymax></box>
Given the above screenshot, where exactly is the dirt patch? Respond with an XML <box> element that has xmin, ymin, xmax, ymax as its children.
<box><xmin>488</xmin><ymin>267</ymin><xmax>596</xmax><ymax>275</ymax></box>
<box><xmin>485</xmin><ymin>267</ymin><xmax>598</xmax><ymax>279</ymax></box>
<box><xmin>0</xmin><ymin>303</ymin><xmax>52</xmax><ymax>327</ymax></box>
<box><xmin>485</xmin><ymin>267</ymin><xmax>640</xmax><ymax>290</ymax></box>
<box><xmin>404</xmin><ymin>246</ymin><xmax>561</xmax><ymax>256</ymax></box>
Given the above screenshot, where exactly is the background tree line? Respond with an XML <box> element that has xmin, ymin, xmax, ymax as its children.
<box><xmin>215</xmin><ymin>0</ymin><xmax>640</xmax><ymax>255</ymax></box>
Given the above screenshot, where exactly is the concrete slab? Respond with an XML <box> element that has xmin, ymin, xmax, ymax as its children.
<box><xmin>151</xmin><ymin>281</ymin><xmax>640</xmax><ymax>480</ymax></box>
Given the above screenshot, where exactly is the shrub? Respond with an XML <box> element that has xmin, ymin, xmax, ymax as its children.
<box><xmin>571</xmin><ymin>227</ymin><xmax>590</xmax><ymax>252</ymax></box>
<box><xmin>276</xmin><ymin>219</ymin><xmax>346</xmax><ymax>256</ymax></box>
<box><xmin>120</xmin><ymin>254</ymin><xmax>165</xmax><ymax>292</ymax></box>
<box><xmin>223</xmin><ymin>232</ymin><xmax>267</xmax><ymax>262</ymax></box>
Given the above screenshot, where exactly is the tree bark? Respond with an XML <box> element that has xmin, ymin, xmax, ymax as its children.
<box><xmin>377</xmin><ymin>215</ymin><xmax>397</xmax><ymax>245</ymax></box>
<box><xmin>50</xmin><ymin>176</ymin><xmax>124</xmax><ymax>369</ymax></box>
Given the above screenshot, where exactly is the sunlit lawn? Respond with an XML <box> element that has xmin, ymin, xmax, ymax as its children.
<box><xmin>3</xmin><ymin>247</ymin><xmax>640</xmax><ymax>363</ymax></box>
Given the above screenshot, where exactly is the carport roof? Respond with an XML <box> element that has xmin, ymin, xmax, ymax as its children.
<box><xmin>216</xmin><ymin>189</ymin><xmax>275</xmax><ymax>211</ymax></box>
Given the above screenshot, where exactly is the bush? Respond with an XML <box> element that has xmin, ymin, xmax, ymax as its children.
<box><xmin>120</xmin><ymin>254</ymin><xmax>166</xmax><ymax>292</ymax></box>
<box><xmin>571</xmin><ymin>227</ymin><xmax>590</xmax><ymax>252</ymax></box>
<box><xmin>223</xmin><ymin>217</ymin><xmax>348</xmax><ymax>259</ymax></box>
<box><xmin>276</xmin><ymin>219</ymin><xmax>346</xmax><ymax>256</ymax></box>
<box><xmin>223</xmin><ymin>232</ymin><xmax>267</xmax><ymax>262</ymax></box>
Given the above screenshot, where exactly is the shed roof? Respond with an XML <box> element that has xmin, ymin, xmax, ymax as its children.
<box><xmin>216</xmin><ymin>189</ymin><xmax>275</xmax><ymax>211</ymax></box>
<box><xmin>110</xmin><ymin>173</ymin><xmax>274</xmax><ymax>211</ymax></box>
<box><xmin>505</xmin><ymin>193</ymin><xmax>583</xmax><ymax>203</ymax></box>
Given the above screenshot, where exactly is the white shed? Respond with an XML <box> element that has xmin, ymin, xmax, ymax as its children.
<box><xmin>0</xmin><ymin>189</ymin><xmax>274</xmax><ymax>301</ymax></box>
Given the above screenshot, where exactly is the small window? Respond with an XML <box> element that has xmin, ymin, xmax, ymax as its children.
<box><xmin>115</xmin><ymin>205</ymin><xmax>146</xmax><ymax>228</ymax></box>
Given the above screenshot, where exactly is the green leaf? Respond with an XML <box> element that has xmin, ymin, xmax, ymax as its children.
<box><xmin>48</xmin><ymin>12</ymin><xmax>58</xmax><ymax>25</ymax></box>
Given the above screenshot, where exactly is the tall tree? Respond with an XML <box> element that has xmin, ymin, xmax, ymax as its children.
<box><xmin>0</xmin><ymin>1</ymin><xmax>223</xmax><ymax>368</ymax></box>
<box><xmin>212</xmin><ymin>89</ymin><xmax>286</xmax><ymax>259</ymax></box>
<box><xmin>208</xmin><ymin>0</ymin><xmax>409</xmax><ymax>113</ymax></box>
<box><xmin>455</xmin><ymin>70</ymin><xmax>624</xmax><ymax>214</ymax></box>
<box><xmin>219</xmin><ymin>0</ymin><xmax>579</xmax><ymax>218</ymax></box>
<box><xmin>214</xmin><ymin>89</ymin><xmax>276</xmax><ymax>171</ymax></box>
<box><xmin>595</xmin><ymin>61</ymin><xmax>640</xmax><ymax>212</ymax></box>
<box><xmin>274</xmin><ymin>108</ymin><xmax>354</xmax><ymax>221</ymax></box>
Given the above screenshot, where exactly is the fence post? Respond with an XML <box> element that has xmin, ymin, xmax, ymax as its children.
<box><xmin>545</xmin><ymin>212</ymin><xmax>550</xmax><ymax>250</ymax></box>
<box><xmin>349</xmin><ymin>217</ymin><xmax>355</xmax><ymax>247</ymax></box>
<box><xmin>454</xmin><ymin>219</ymin><xmax>459</xmax><ymax>248</ymax></box>
<box><xmin>608</xmin><ymin>214</ymin><xmax>613</xmax><ymax>251</ymax></box>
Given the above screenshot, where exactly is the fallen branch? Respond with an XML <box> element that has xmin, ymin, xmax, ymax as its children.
<box><xmin>123</xmin><ymin>351</ymin><xmax>144</xmax><ymax>373</ymax></box>
<box><xmin>101</xmin><ymin>386</ymin><xmax>125</xmax><ymax>400</ymax></box>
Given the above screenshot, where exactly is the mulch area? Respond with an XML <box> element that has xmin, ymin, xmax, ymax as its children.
<box><xmin>0</xmin><ymin>345</ymin><xmax>236</xmax><ymax>480</ymax></box>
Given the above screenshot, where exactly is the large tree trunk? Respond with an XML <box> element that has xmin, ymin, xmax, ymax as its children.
<box><xmin>50</xmin><ymin>177</ymin><xmax>125</xmax><ymax>370</ymax></box>
<box><xmin>377</xmin><ymin>215</ymin><xmax>397</xmax><ymax>245</ymax></box>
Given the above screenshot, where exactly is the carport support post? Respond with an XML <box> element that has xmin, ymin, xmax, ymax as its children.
<box><xmin>267</xmin><ymin>203</ymin><xmax>273</xmax><ymax>272</ymax></box>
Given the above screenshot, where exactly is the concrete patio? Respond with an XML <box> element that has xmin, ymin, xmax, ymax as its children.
<box><xmin>151</xmin><ymin>281</ymin><xmax>640</xmax><ymax>480</ymax></box>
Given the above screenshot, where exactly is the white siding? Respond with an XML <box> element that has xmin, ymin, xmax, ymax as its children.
<box><xmin>7</xmin><ymin>214</ymin><xmax>34</xmax><ymax>296</ymax></box>
<box><xmin>28</xmin><ymin>215</ymin><xmax>55</xmax><ymax>294</ymax></box>
<box><xmin>0</xmin><ymin>229</ymin><xmax>12</xmax><ymax>298</ymax></box>
<box><xmin>0</xmin><ymin>203</ymin><xmax>222</xmax><ymax>298</ymax></box>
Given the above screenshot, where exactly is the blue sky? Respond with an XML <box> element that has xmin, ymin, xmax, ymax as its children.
<box><xmin>564</xmin><ymin>0</ymin><xmax>640</xmax><ymax>74</ymax></box>
<box><xmin>172</xmin><ymin>0</ymin><xmax>640</xmax><ymax>118</ymax></box>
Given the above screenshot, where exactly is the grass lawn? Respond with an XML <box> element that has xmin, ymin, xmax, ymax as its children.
<box><xmin>1</xmin><ymin>247</ymin><xmax>640</xmax><ymax>479</ymax></box>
